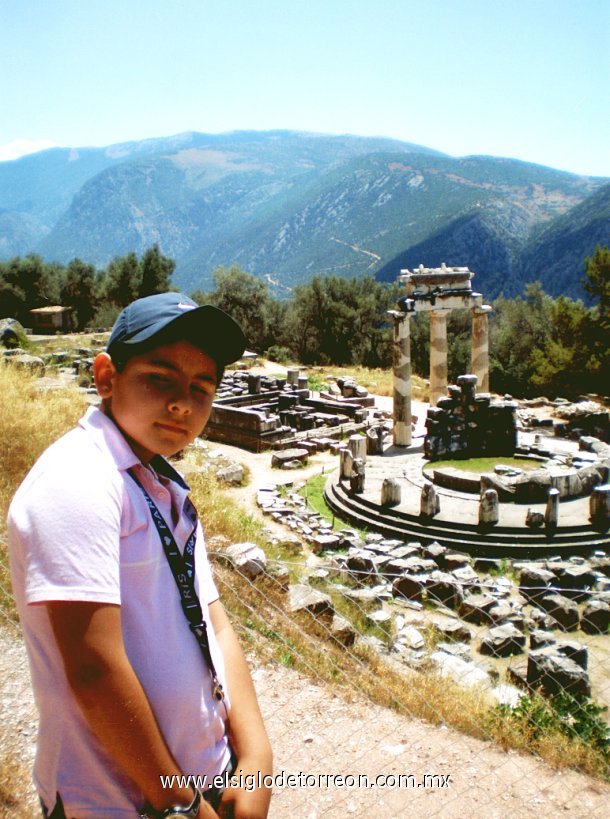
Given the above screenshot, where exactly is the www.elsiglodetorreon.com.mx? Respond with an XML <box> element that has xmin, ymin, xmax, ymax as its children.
<box><xmin>160</xmin><ymin>771</ymin><xmax>452</xmax><ymax>792</ymax></box>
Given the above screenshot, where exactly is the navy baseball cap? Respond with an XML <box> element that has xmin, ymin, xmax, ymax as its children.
<box><xmin>107</xmin><ymin>292</ymin><xmax>246</xmax><ymax>368</ymax></box>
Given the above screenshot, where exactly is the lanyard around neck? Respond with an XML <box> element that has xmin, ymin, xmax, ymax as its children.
<box><xmin>128</xmin><ymin>468</ymin><xmax>225</xmax><ymax>702</ymax></box>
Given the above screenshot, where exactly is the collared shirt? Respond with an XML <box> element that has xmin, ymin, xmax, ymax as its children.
<box><xmin>8</xmin><ymin>406</ymin><xmax>230</xmax><ymax>818</ymax></box>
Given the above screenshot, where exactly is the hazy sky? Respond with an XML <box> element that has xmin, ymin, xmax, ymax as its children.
<box><xmin>1</xmin><ymin>0</ymin><xmax>609</xmax><ymax>176</ymax></box>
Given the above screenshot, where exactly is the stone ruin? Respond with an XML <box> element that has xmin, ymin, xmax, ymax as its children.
<box><xmin>205</xmin><ymin>367</ymin><xmax>373</xmax><ymax>452</ymax></box>
<box><xmin>424</xmin><ymin>373</ymin><xmax>517</xmax><ymax>460</ymax></box>
<box><xmin>389</xmin><ymin>263</ymin><xmax>492</xmax><ymax>446</ymax></box>
<box><xmin>246</xmin><ymin>480</ymin><xmax>610</xmax><ymax>701</ymax></box>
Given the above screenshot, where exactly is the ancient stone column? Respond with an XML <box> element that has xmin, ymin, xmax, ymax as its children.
<box><xmin>348</xmin><ymin>434</ymin><xmax>367</xmax><ymax>463</ymax></box>
<box><xmin>471</xmin><ymin>305</ymin><xmax>492</xmax><ymax>394</ymax></box>
<box><xmin>339</xmin><ymin>447</ymin><xmax>354</xmax><ymax>480</ymax></box>
<box><xmin>381</xmin><ymin>477</ymin><xmax>401</xmax><ymax>507</ymax></box>
<box><xmin>430</xmin><ymin>311</ymin><xmax>448</xmax><ymax>408</ymax></box>
<box><xmin>420</xmin><ymin>482</ymin><xmax>440</xmax><ymax>518</ymax></box>
<box><xmin>479</xmin><ymin>488</ymin><xmax>499</xmax><ymax>526</ymax></box>
<box><xmin>350</xmin><ymin>459</ymin><xmax>365</xmax><ymax>494</ymax></box>
<box><xmin>590</xmin><ymin>484</ymin><xmax>610</xmax><ymax>527</ymax></box>
<box><xmin>286</xmin><ymin>368</ymin><xmax>300</xmax><ymax>386</ymax></box>
<box><xmin>545</xmin><ymin>487</ymin><xmax>559</xmax><ymax>529</ymax></box>
<box><xmin>391</xmin><ymin>311</ymin><xmax>412</xmax><ymax>446</ymax></box>
<box><xmin>366</xmin><ymin>426</ymin><xmax>384</xmax><ymax>455</ymax></box>
<box><xmin>247</xmin><ymin>373</ymin><xmax>261</xmax><ymax>394</ymax></box>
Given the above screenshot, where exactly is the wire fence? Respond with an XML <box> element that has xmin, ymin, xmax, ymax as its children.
<box><xmin>2</xmin><ymin>529</ymin><xmax>609</xmax><ymax>818</ymax></box>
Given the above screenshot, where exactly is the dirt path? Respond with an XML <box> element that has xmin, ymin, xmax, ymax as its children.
<box><xmin>2</xmin><ymin>625</ymin><xmax>609</xmax><ymax>818</ymax></box>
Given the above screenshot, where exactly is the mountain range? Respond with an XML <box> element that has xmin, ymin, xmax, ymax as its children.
<box><xmin>0</xmin><ymin>130</ymin><xmax>608</xmax><ymax>300</ymax></box>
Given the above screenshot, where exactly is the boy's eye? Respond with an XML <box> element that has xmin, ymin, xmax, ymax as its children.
<box><xmin>192</xmin><ymin>383</ymin><xmax>214</xmax><ymax>396</ymax></box>
<box><xmin>149</xmin><ymin>373</ymin><xmax>171</xmax><ymax>384</ymax></box>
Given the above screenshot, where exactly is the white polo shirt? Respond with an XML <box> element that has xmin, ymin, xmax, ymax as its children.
<box><xmin>8</xmin><ymin>407</ymin><xmax>231</xmax><ymax>817</ymax></box>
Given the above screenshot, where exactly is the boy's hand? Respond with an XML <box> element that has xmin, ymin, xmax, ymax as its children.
<box><xmin>198</xmin><ymin>802</ymin><xmax>221</xmax><ymax>819</ymax></box>
<box><xmin>217</xmin><ymin>756</ymin><xmax>272</xmax><ymax>819</ymax></box>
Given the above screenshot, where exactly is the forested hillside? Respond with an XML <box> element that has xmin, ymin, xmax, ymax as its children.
<box><xmin>1</xmin><ymin>247</ymin><xmax>608</xmax><ymax>400</ymax></box>
<box><xmin>0</xmin><ymin>131</ymin><xmax>607</xmax><ymax>299</ymax></box>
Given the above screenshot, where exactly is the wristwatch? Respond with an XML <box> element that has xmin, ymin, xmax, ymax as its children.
<box><xmin>139</xmin><ymin>786</ymin><xmax>201</xmax><ymax>818</ymax></box>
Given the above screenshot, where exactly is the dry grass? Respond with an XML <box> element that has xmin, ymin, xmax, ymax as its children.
<box><xmin>0</xmin><ymin>363</ymin><xmax>87</xmax><ymax>522</ymax></box>
<box><xmin>304</xmin><ymin>364</ymin><xmax>428</xmax><ymax>400</ymax></box>
<box><xmin>0</xmin><ymin>363</ymin><xmax>87</xmax><ymax>618</ymax></box>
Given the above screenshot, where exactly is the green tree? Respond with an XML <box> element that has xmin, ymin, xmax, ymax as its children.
<box><xmin>0</xmin><ymin>255</ymin><xmax>62</xmax><ymax>324</ymax></box>
<box><xmin>286</xmin><ymin>276</ymin><xmax>395</xmax><ymax>366</ymax></box>
<box><xmin>581</xmin><ymin>245</ymin><xmax>610</xmax><ymax>389</ymax></box>
<box><xmin>583</xmin><ymin>245</ymin><xmax>610</xmax><ymax>322</ymax></box>
<box><xmin>61</xmin><ymin>259</ymin><xmax>98</xmax><ymax>330</ymax></box>
<box><xmin>529</xmin><ymin>296</ymin><xmax>592</xmax><ymax>396</ymax></box>
<box><xmin>205</xmin><ymin>266</ymin><xmax>276</xmax><ymax>352</ymax></box>
<box><xmin>139</xmin><ymin>244</ymin><xmax>175</xmax><ymax>298</ymax></box>
<box><xmin>490</xmin><ymin>283</ymin><xmax>555</xmax><ymax>396</ymax></box>
<box><xmin>100</xmin><ymin>252</ymin><xmax>141</xmax><ymax>308</ymax></box>
<box><xmin>0</xmin><ymin>258</ymin><xmax>26</xmax><ymax>319</ymax></box>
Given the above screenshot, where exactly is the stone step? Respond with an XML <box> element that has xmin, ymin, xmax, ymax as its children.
<box><xmin>325</xmin><ymin>478</ymin><xmax>610</xmax><ymax>558</ymax></box>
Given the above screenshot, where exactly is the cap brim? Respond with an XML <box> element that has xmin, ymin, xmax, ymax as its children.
<box><xmin>122</xmin><ymin>304</ymin><xmax>246</xmax><ymax>367</ymax></box>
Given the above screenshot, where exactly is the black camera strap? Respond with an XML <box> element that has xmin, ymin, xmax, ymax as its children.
<box><xmin>128</xmin><ymin>468</ymin><xmax>225</xmax><ymax>703</ymax></box>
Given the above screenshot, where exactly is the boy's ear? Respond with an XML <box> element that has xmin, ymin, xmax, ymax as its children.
<box><xmin>93</xmin><ymin>352</ymin><xmax>117</xmax><ymax>399</ymax></box>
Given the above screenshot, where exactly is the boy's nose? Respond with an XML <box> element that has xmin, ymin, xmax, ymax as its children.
<box><xmin>167</xmin><ymin>387</ymin><xmax>192</xmax><ymax>414</ymax></box>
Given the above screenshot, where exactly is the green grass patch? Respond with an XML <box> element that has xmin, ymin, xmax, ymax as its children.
<box><xmin>298</xmin><ymin>473</ymin><xmax>341</xmax><ymax>529</ymax></box>
<box><xmin>423</xmin><ymin>456</ymin><xmax>544</xmax><ymax>475</ymax></box>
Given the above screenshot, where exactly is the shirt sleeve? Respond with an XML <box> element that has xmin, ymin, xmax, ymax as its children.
<box><xmin>16</xmin><ymin>456</ymin><xmax>123</xmax><ymax>606</ymax></box>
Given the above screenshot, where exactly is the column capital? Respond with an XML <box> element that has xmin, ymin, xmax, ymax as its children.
<box><xmin>472</xmin><ymin>304</ymin><xmax>493</xmax><ymax>316</ymax></box>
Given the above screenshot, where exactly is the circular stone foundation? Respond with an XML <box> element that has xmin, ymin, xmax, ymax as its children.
<box><xmin>324</xmin><ymin>447</ymin><xmax>609</xmax><ymax>558</ymax></box>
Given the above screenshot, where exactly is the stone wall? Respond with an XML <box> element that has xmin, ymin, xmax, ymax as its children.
<box><xmin>206</xmin><ymin>370</ymin><xmax>370</xmax><ymax>451</ymax></box>
<box><xmin>424</xmin><ymin>374</ymin><xmax>517</xmax><ymax>460</ymax></box>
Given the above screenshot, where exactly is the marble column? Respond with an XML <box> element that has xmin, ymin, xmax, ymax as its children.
<box><xmin>391</xmin><ymin>311</ymin><xmax>412</xmax><ymax>446</ymax></box>
<box><xmin>429</xmin><ymin>311</ymin><xmax>448</xmax><ymax>408</ymax></box>
<box><xmin>471</xmin><ymin>305</ymin><xmax>492</xmax><ymax>394</ymax></box>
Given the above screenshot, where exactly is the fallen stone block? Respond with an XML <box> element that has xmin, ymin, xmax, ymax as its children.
<box><xmin>459</xmin><ymin>593</ymin><xmax>497</xmax><ymax>624</ymax></box>
<box><xmin>215</xmin><ymin>463</ymin><xmax>245</xmax><ymax>484</ymax></box>
<box><xmin>479</xmin><ymin>624</ymin><xmax>526</xmax><ymax>658</ymax></box>
<box><xmin>271</xmin><ymin>448</ymin><xmax>309</xmax><ymax>468</ymax></box>
<box><xmin>519</xmin><ymin>566</ymin><xmax>555</xmax><ymax>602</ymax></box>
<box><xmin>527</xmin><ymin>649</ymin><xmax>591</xmax><ymax>698</ymax></box>
<box><xmin>396</xmin><ymin>624</ymin><xmax>425</xmax><ymax>650</ymax></box>
<box><xmin>537</xmin><ymin>593</ymin><xmax>580</xmax><ymax>631</ymax></box>
<box><xmin>429</xmin><ymin>651</ymin><xmax>491</xmax><ymax>689</ymax></box>
<box><xmin>422</xmin><ymin>541</ymin><xmax>447</xmax><ymax>567</ymax></box>
<box><xmin>556</xmin><ymin>640</ymin><xmax>588</xmax><ymax>670</ymax></box>
<box><xmin>225</xmin><ymin>542</ymin><xmax>267</xmax><ymax>579</ymax></box>
<box><xmin>580</xmin><ymin>599</ymin><xmax>610</xmax><ymax>634</ymax></box>
<box><xmin>433</xmin><ymin>620</ymin><xmax>472</xmax><ymax>644</ymax></box>
<box><xmin>427</xmin><ymin>571</ymin><xmax>464</xmax><ymax>610</ymax></box>
<box><xmin>392</xmin><ymin>574</ymin><xmax>427</xmax><ymax>604</ymax></box>
<box><xmin>330</xmin><ymin>614</ymin><xmax>356</xmax><ymax>646</ymax></box>
<box><xmin>288</xmin><ymin>584</ymin><xmax>334</xmax><ymax>621</ymax></box>
<box><xmin>312</xmin><ymin>533</ymin><xmax>342</xmax><ymax>554</ymax></box>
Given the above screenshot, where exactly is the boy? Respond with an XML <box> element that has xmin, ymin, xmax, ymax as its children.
<box><xmin>8</xmin><ymin>292</ymin><xmax>272</xmax><ymax>818</ymax></box>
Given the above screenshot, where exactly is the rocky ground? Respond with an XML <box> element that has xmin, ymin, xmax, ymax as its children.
<box><xmin>2</xmin><ymin>352</ymin><xmax>610</xmax><ymax>816</ymax></box>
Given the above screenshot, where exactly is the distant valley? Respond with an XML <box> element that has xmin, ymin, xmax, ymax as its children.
<box><xmin>0</xmin><ymin>130</ymin><xmax>608</xmax><ymax>299</ymax></box>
